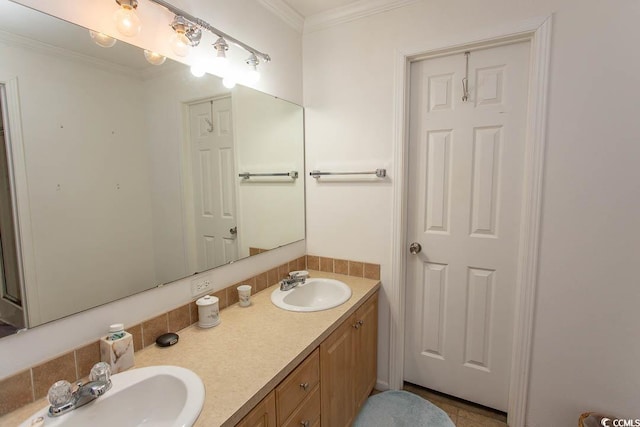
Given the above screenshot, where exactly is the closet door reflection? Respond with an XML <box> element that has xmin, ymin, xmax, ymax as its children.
<box><xmin>186</xmin><ymin>96</ymin><xmax>238</xmax><ymax>272</ymax></box>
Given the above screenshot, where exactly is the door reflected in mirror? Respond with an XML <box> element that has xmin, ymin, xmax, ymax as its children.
<box><xmin>0</xmin><ymin>1</ymin><xmax>304</xmax><ymax>333</ymax></box>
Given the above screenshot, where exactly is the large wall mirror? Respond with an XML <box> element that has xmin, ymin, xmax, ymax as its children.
<box><xmin>0</xmin><ymin>1</ymin><xmax>305</xmax><ymax>336</ymax></box>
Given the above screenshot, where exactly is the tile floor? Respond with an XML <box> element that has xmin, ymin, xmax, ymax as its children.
<box><xmin>401</xmin><ymin>382</ymin><xmax>508</xmax><ymax>427</ymax></box>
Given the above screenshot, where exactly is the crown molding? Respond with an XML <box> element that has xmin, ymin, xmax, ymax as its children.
<box><xmin>304</xmin><ymin>0</ymin><xmax>420</xmax><ymax>33</ymax></box>
<box><xmin>0</xmin><ymin>29</ymin><xmax>143</xmax><ymax>79</ymax></box>
<box><xmin>257</xmin><ymin>0</ymin><xmax>305</xmax><ymax>33</ymax></box>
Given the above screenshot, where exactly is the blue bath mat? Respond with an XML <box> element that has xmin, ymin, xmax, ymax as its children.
<box><xmin>353</xmin><ymin>390</ymin><xmax>455</xmax><ymax>427</ymax></box>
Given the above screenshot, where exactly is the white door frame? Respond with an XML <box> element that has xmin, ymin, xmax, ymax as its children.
<box><xmin>388</xmin><ymin>16</ymin><xmax>552</xmax><ymax>426</ymax></box>
<box><xmin>0</xmin><ymin>76</ymin><xmax>36</xmax><ymax>328</ymax></box>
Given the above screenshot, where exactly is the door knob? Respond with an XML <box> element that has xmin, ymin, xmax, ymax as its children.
<box><xmin>409</xmin><ymin>242</ymin><xmax>422</xmax><ymax>254</ymax></box>
<box><xmin>229</xmin><ymin>226</ymin><xmax>237</xmax><ymax>235</ymax></box>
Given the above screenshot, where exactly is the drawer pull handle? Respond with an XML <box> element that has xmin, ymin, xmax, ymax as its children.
<box><xmin>299</xmin><ymin>382</ymin><xmax>310</xmax><ymax>391</ymax></box>
<box><xmin>301</xmin><ymin>421</ymin><xmax>310</xmax><ymax>427</ymax></box>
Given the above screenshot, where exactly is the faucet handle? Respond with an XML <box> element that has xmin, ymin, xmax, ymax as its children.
<box><xmin>289</xmin><ymin>270</ymin><xmax>309</xmax><ymax>279</ymax></box>
<box><xmin>47</xmin><ymin>380</ymin><xmax>73</xmax><ymax>407</ymax></box>
<box><xmin>89</xmin><ymin>362</ymin><xmax>112</xmax><ymax>383</ymax></box>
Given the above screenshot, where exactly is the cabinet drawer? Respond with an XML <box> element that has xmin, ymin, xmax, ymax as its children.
<box><xmin>281</xmin><ymin>386</ymin><xmax>320</xmax><ymax>427</ymax></box>
<box><xmin>276</xmin><ymin>348</ymin><xmax>320</xmax><ymax>423</ymax></box>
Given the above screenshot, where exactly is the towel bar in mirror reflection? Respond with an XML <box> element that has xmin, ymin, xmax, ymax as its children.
<box><xmin>239</xmin><ymin>171</ymin><xmax>299</xmax><ymax>180</ymax></box>
<box><xmin>309</xmin><ymin>169</ymin><xmax>387</xmax><ymax>179</ymax></box>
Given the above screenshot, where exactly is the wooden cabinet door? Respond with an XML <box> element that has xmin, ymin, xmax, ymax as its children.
<box><xmin>236</xmin><ymin>391</ymin><xmax>277</xmax><ymax>427</ymax></box>
<box><xmin>354</xmin><ymin>293</ymin><xmax>379</xmax><ymax>412</ymax></box>
<box><xmin>320</xmin><ymin>313</ymin><xmax>356</xmax><ymax>427</ymax></box>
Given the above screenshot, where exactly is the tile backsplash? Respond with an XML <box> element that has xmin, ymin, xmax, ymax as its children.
<box><xmin>0</xmin><ymin>255</ymin><xmax>380</xmax><ymax>417</ymax></box>
<box><xmin>306</xmin><ymin>255</ymin><xmax>380</xmax><ymax>280</ymax></box>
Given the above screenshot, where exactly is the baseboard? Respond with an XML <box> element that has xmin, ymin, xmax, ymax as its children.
<box><xmin>376</xmin><ymin>379</ymin><xmax>390</xmax><ymax>391</ymax></box>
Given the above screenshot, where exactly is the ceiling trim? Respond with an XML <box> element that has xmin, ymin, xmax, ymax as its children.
<box><xmin>0</xmin><ymin>29</ymin><xmax>143</xmax><ymax>79</ymax></box>
<box><xmin>304</xmin><ymin>0</ymin><xmax>420</xmax><ymax>33</ymax></box>
<box><xmin>257</xmin><ymin>0</ymin><xmax>305</xmax><ymax>33</ymax></box>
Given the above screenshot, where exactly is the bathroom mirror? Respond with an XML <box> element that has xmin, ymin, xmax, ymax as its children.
<box><xmin>0</xmin><ymin>1</ymin><xmax>305</xmax><ymax>335</ymax></box>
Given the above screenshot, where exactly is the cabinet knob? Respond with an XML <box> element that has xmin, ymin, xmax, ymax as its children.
<box><xmin>352</xmin><ymin>322</ymin><xmax>360</xmax><ymax>329</ymax></box>
<box><xmin>299</xmin><ymin>382</ymin><xmax>310</xmax><ymax>391</ymax></box>
<box><xmin>301</xmin><ymin>421</ymin><xmax>310</xmax><ymax>427</ymax></box>
<box><xmin>358</xmin><ymin>319</ymin><xmax>364</xmax><ymax>326</ymax></box>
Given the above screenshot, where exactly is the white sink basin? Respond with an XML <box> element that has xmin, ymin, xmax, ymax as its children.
<box><xmin>271</xmin><ymin>278</ymin><xmax>352</xmax><ymax>312</ymax></box>
<box><xmin>20</xmin><ymin>366</ymin><xmax>205</xmax><ymax>427</ymax></box>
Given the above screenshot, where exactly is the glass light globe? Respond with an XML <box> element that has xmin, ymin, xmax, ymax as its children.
<box><xmin>246</xmin><ymin>67</ymin><xmax>260</xmax><ymax>85</ymax></box>
<box><xmin>143</xmin><ymin>50</ymin><xmax>166</xmax><ymax>65</ymax></box>
<box><xmin>212</xmin><ymin>56</ymin><xmax>228</xmax><ymax>74</ymax></box>
<box><xmin>223</xmin><ymin>76</ymin><xmax>236</xmax><ymax>89</ymax></box>
<box><xmin>170</xmin><ymin>32</ymin><xmax>191</xmax><ymax>57</ymax></box>
<box><xmin>89</xmin><ymin>30</ymin><xmax>116</xmax><ymax>48</ymax></box>
<box><xmin>190</xmin><ymin>63</ymin><xmax>206</xmax><ymax>77</ymax></box>
<box><xmin>114</xmin><ymin>6</ymin><xmax>141</xmax><ymax>37</ymax></box>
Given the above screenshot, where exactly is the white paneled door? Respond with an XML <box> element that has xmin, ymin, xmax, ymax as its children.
<box><xmin>404</xmin><ymin>41</ymin><xmax>530</xmax><ymax>411</ymax></box>
<box><xmin>188</xmin><ymin>97</ymin><xmax>238</xmax><ymax>270</ymax></box>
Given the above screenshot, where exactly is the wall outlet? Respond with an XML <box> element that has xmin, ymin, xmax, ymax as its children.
<box><xmin>191</xmin><ymin>276</ymin><xmax>213</xmax><ymax>297</ymax></box>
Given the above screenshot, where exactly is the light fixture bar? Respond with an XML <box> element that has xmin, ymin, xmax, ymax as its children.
<box><xmin>147</xmin><ymin>0</ymin><xmax>271</xmax><ymax>63</ymax></box>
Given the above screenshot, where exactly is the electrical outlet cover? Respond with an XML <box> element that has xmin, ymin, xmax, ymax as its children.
<box><xmin>191</xmin><ymin>275</ymin><xmax>213</xmax><ymax>296</ymax></box>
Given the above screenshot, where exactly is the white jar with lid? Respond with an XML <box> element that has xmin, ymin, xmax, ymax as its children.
<box><xmin>196</xmin><ymin>295</ymin><xmax>220</xmax><ymax>328</ymax></box>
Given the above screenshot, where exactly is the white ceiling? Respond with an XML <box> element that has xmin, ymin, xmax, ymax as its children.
<box><xmin>283</xmin><ymin>0</ymin><xmax>361</xmax><ymax>17</ymax></box>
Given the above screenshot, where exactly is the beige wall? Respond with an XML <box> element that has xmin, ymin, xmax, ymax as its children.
<box><xmin>303</xmin><ymin>0</ymin><xmax>640</xmax><ymax>425</ymax></box>
<box><xmin>0</xmin><ymin>39</ymin><xmax>157</xmax><ymax>326</ymax></box>
<box><xmin>233</xmin><ymin>86</ymin><xmax>305</xmax><ymax>258</ymax></box>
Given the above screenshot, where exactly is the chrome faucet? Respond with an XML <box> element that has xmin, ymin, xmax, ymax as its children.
<box><xmin>47</xmin><ymin>362</ymin><xmax>112</xmax><ymax>417</ymax></box>
<box><xmin>280</xmin><ymin>272</ymin><xmax>306</xmax><ymax>291</ymax></box>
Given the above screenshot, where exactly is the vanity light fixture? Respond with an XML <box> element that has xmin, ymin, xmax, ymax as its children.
<box><xmin>245</xmin><ymin>53</ymin><xmax>261</xmax><ymax>84</ymax></box>
<box><xmin>190</xmin><ymin>61</ymin><xmax>207</xmax><ymax>77</ymax></box>
<box><xmin>170</xmin><ymin>15</ymin><xmax>201</xmax><ymax>57</ymax></box>
<box><xmin>109</xmin><ymin>0</ymin><xmax>271</xmax><ymax>81</ymax></box>
<box><xmin>113</xmin><ymin>0</ymin><xmax>141</xmax><ymax>37</ymax></box>
<box><xmin>89</xmin><ymin>30</ymin><xmax>117</xmax><ymax>48</ymax></box>
<box><xmin>222</xmin><ymin>77</ymin><xmax>237</xmax><ymax>89</ymax></box>
<box><xmin>212</xmin><ymin>37</ymin><xmax>229</xmax><ymax>72</ymax></box>
<box><xmin>143</xmin><ymin>49</ymin><xmax>166</xmax><ymax>65</ymax></box>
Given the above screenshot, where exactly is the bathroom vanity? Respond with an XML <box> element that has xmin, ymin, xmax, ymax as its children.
<box><xmin>4</xmin><ymin>271</ymin><xmax>379</xmax><ymax>427</ymax></box>
<box><xmin>198</xmin><ymin>271</ymin><xmax>379</xmax><ymax>427</ymax></box>
<box><xmin>237</xmin><ymin>290</ymin><xmax>378</xmax><ymax>427</ymax></box>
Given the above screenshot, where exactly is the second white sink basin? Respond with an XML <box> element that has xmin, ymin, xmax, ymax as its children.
<box><xmin>20</xmin><ymin>365</ymin><xmax>205</xmax><ymax>427</ymax></box>
<box><xmin>271</xmin><ymin>278</ymin><xmax>352</xmax><ymax>312</ymax></box>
